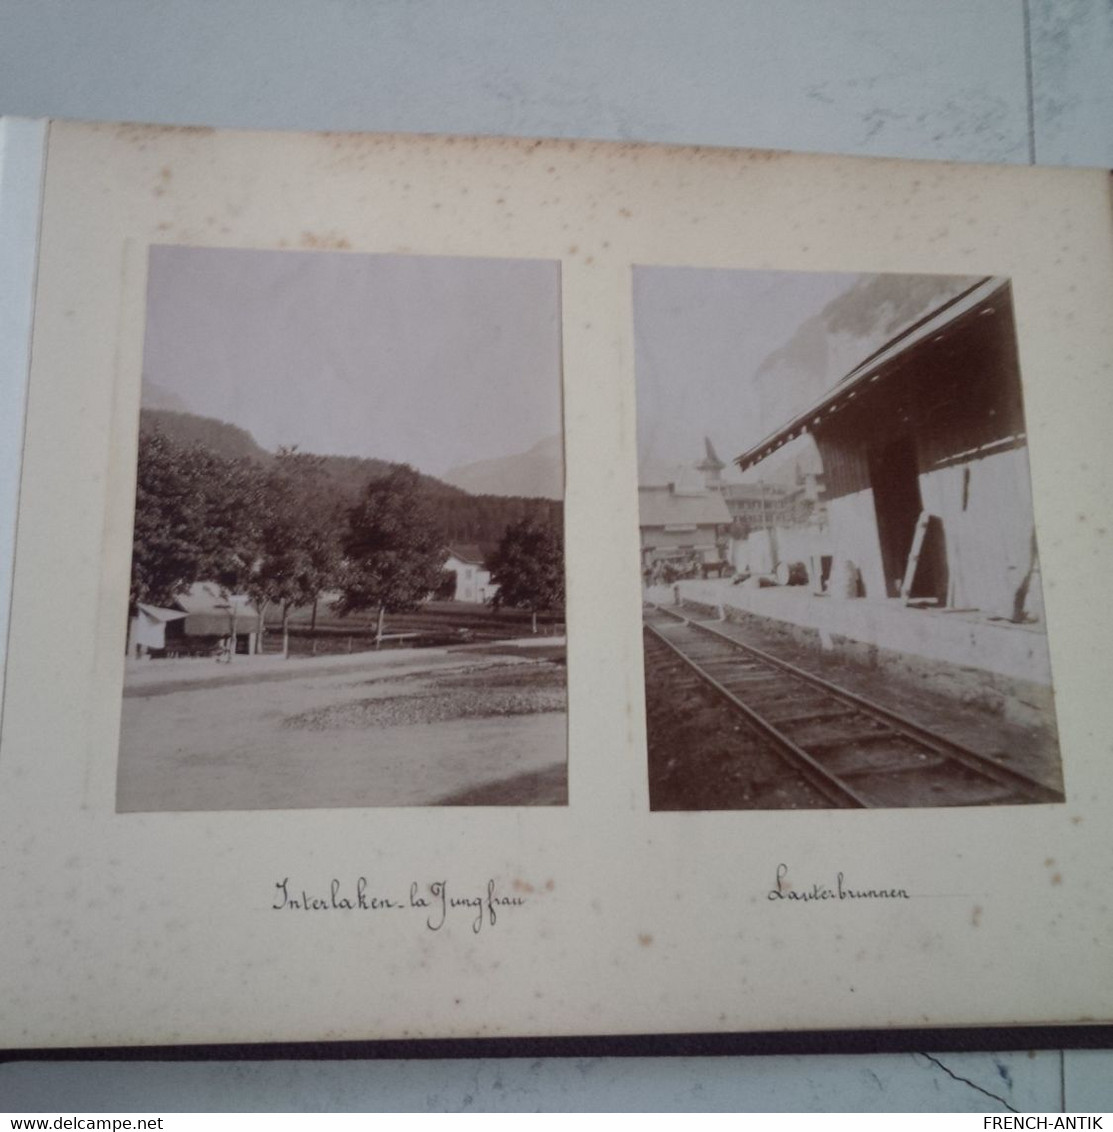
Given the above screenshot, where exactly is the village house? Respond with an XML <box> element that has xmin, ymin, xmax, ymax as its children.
<box><xmin>638</xmin><ymin>481</ymin><xmax>732</xmax><ymax>577</ymax></box>
<box><xmin>442</xmin><ymin>544</ymin><xmax>498</xmax><ymax>604</ymax></box>
<box><xmin>126</xmin><ymin>602</ymin><xmax>186</xmax><ymax>657</ymax></box>
<box><xmin>722</xmin><ymin>480</ymin><xmax>789</xmax><ymax>527</ymax></box>
<box><xmin>128</xmin><ymin>582</ymin><xmax>258</xmax><ymax>658</ymax></box>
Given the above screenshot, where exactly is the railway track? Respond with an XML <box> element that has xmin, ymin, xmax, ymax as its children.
<box><xmin>644</xmin><ymin>604</ymin><xmax>1064</xmax><ymax>809</ymax></box>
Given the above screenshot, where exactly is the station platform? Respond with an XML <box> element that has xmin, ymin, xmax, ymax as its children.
<box><xmin>647</xmin><ymin>578</ymin><xmax>1056</xmax><ymax>729</ymax></box>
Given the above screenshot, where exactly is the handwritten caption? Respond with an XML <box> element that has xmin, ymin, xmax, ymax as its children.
<box><xmin>271</xmin><ymin>877</ymin><xmax>526</xmax><ymax>933</ymax></box>
<box><xmin>767</xmin><ymin>862</ymin><xmax>910</xmax><ymax>903</ymax></box>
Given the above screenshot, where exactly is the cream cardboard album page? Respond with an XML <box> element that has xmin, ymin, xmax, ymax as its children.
<box><xmin>1</xmin><ymin>120</ymin><xmax>1111</xmax><ymax>1049</ymax></box>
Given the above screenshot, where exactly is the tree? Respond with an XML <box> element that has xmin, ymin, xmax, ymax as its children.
<box><xmin>246</xmin><ymin>449</ymin><xmax>344</xmax><ymax>654</ymax></box>
<box><xmin>131</xmin><ymin>431</ymin><xmax>214</xmax><ymax>609</ymax></box>
<box><xmin>130</xmin><ymin>430</ymin><xmax>265</xmax><ymax>613</ymax></box>
<box><xmin>487</xmin><ymin>518</ymin><xmax>564</xmax><ymax>633</ymax></box>
<box><xmin>335</xmin><ymin>466</ymin><xmax>446</xmax><ymax>646</ymax></box>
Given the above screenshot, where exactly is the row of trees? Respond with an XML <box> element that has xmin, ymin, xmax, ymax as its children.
<box><xmin>131</xmin><ymin>430</ymin><xmax>564</xmax><ymax>651</ymax></box>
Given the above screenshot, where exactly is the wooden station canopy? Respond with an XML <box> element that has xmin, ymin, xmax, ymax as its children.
<box><xmin>733</xmin><ymin>276</ymin><xmax>1009</xmax><ymax>473</ymax></box>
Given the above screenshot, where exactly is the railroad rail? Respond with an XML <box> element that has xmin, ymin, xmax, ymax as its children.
<box><xmin>644</xmin><ymin>604</ymin><xmax>1064</xmax><ymax>809</ymax></box>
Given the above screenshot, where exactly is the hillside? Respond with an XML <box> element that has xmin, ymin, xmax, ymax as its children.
<box><xmin>139</xmin><ymin>409</ymin><xmax>462</xmax><ymax>497</ymax></box>
<box><xmin>140</xmin><ymin>379</ymin><xmax>191</xmax><ymax>413</ymax></box>
<box><xmin>137</xmin><ymin>408</ymin><xmax>561</xmax><ymax>547</ymax></box>
<box><xmin>442</xmin><ymin>435</ymin><xmax>564</xmax><ymax>500</ymax></box>
<box><xmin>139</xmin><ymin>409</ymin><xmax>270</xmax><ymax>463</ymax></box>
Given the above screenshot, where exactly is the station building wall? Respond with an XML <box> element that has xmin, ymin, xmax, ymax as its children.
<box><xmin>917</xmin><ymin>444</ymin><xmax>1039</xmax><ymax>619</ymax></box>
<box><xmin>819</xmin><ymin>435</ymin><xmax>1038</xmax><ymax>614</ymax></box>
<box><xmin>824</xmin><ymin>487</ymin><xmax>886</xmax><ymax>598</ymax></box>
<box><xmin>732</xmin><ymin>524</ymin><xmax>831</xmax><ymax>578</ymax></box>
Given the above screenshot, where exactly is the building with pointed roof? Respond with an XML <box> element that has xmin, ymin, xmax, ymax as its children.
<box><xmin>638</xmin><ymin>482</ymin><xmax>732</xmax><ymax>576</ymax></box>
<box><xmin>695</xmin><ymin>436</ymin><xmax>726</xmax><ymax>491</ymax></box>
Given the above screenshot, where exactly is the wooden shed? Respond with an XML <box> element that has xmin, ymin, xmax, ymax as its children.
<box><xmin>160</xmin><ymin>582</ymin><xmax>259</xmax><ymax>656</ymax></box>
<box><xmin>735</xmin><ymin>278</ymin><xmax>1041</xmax><ymax>619</ymax></box>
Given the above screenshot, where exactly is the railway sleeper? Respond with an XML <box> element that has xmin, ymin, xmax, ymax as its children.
<box><xmin>731</xmin><ymin>693</ymin><xmax>837</xmax><ymax>716</ymax></box>
<box><xmin>684</xmin><ymin>654</ymin><xmax>760</xmax><ymax>670</ymax></box>
<box><xmin>766</xmin><ymin>706</ymin><xmax>858</xmax><ymax>728</ymax></box>
<box><xmin>800</xmin><ymin>728</ymin><xmax>901</xmax><ymax>752</ymax></box>
<box><xmin>690</xmin><ymin>650</ymin><xmax>762</xmax><ymax>664</ymax></box>
<box><xmin>821</xmin><ymin>748</ymin><xmax>949</xmax><ymax>777</ymax></box>
<box><xmin>697</xmin><ymin>657</ymin><xmax>774</xmax><ymax>671</ymax></box>
<box><xmin>700</xmin><ymin>667</ymin><xmax>773</xmax><ymax>682</ymax></box>
<box><xmin>717</xmin><ymin>676</ymin><xmax>787</xmax><ymax>692</ymax></box>
<box><xmin>693</xmin><ymin>669</ymin><xmax>763</xmax><ymax>684</ymax></box>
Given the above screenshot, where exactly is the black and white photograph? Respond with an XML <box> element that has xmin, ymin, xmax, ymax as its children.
<box><xmin>119</xmin><ymin>246</ymin><xmax>566</xmax><ymax>812</ymax></box>
<box><xmin>636</xmin><ymin>267</ymin><xmax>1064</xmax><ymax>811</ymax></box>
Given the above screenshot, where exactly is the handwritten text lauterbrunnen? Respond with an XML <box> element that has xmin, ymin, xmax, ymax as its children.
<box><xmin>767</xmin><ymin>862</ymin><xmax>910</xmax><ymax>903</ymax></box>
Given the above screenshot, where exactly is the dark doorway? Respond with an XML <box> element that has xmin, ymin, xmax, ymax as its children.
<box><xmin>868</xmin><ymin>435</ymin><xmax>924</xmax><ymax>599</ymax></box>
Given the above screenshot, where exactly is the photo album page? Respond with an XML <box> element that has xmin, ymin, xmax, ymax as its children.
<box><xmin>0</xmin><ymin>120</ymin><xmax>1110</xmax><ymax>1048</ymax></box>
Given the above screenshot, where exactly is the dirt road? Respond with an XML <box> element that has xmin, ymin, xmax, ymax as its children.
<box><xmin>117</xmin><ymin>648</ymin><xmax>567</xmax><ymax>812</ymax></box>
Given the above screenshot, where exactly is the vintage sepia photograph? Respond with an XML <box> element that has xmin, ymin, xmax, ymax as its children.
<box><xmin>118</xmin><ymin>247</ymin><xmax>566</xmax><ymax>812</ymax></box>
<box><xmin>636</xmin><ymin>267</ymin><xmax>1064</xmax><ymax>811</ymax></box>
